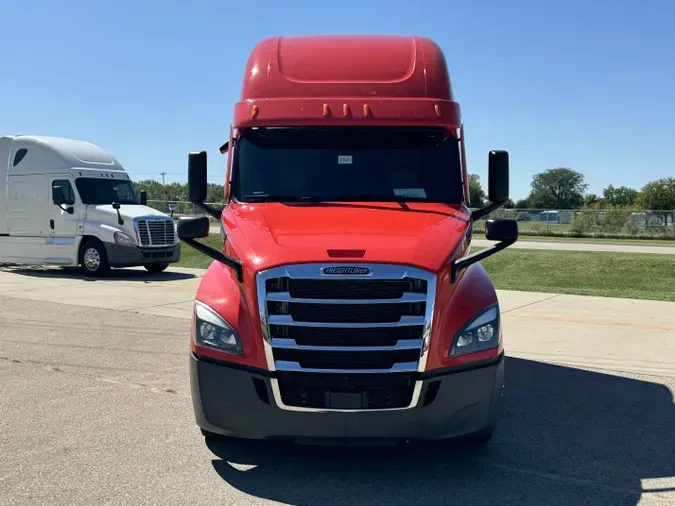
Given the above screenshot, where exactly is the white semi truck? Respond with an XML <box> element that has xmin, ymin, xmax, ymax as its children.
<box><xmin>0</xmin><ymin>135</ymin><xmax>180</xmax><ymax>275</ymax></box>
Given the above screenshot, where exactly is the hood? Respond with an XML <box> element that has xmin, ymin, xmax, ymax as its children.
<box><xmin>88</xmin><ymin>204</ymin><xmax>170</xmax><ymax>221</ymax></box>
<box><xmin>223</xmin><ymin>202</ymin><xmax>471</xmax><ymax>274</ymax></box>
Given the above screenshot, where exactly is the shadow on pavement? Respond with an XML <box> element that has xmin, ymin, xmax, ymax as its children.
<box><xmin>206</xmin><ymin>357</ymin><xmax>675</xmax><ymax>505</ymax></box>
<box><xmin>0</xmin><ymin>265</ymin><xmax>196</xmax><ymax>282</ymax></box>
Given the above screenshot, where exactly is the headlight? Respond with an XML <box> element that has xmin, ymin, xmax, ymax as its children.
<box><xmin>194</xmin><ymin>301</ymin><xmax>243</xmax><ymax>355</ymax></box>
<box><xmin>449</xmin><ymin>304</ymin><xmax>500</xmax><ymax>358</ymax></box>
<box><xmin>113</xmin><ymin>231</ymin><xmax>136</xmax><ymax>245</ymax></box>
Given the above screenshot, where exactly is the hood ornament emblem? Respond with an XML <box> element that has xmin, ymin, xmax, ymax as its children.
<box><xmin>322</xmin><ymin>266</ymin><xmax>371</xmax><ymax>276</ymax></box>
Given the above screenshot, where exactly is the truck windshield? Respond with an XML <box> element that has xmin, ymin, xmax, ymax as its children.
<box><xmin>75</xmin><ymin>178</ymin><xmax>140</xmax><ymax>205</ymax></box>
<box><xmin>231</xmin><ymin>127</ymin><xmax>463</xmax><ymax>203</ymax></box>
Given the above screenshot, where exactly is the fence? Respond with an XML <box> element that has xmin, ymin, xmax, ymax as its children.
<box><xmin>147</xmin><ymin>200</ymin><xmax>224</xmax><ymax>220</ymax></box>
<box><xmin>472</xmin><ymin>208</ymin><xmax>675</xmax><ymax>239</ymax></box>
<box><xmin>147</xmin><ymin>201</ymin><xmax>675</xmax><ymax>239</ymax></box>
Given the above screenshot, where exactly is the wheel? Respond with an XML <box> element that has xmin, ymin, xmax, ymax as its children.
<box><xmin>144</xmin><ymin>263</ymin><xmax>169</xmax><ymax>273</ymax></box>
<box><xmin>79</xmin><ymin>239</ymin><xmax>110</xmax><ymax>276</ymax></box>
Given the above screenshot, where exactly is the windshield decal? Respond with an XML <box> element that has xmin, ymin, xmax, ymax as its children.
<box><xmin>337</xmin><ymin>155</ymin><xmax>353</xmax><ymax>164</ymax></box>
<box><xmin>394</xmin><ymin>188</ymin><xmax>427</xmax><ymax>199</ymax></box>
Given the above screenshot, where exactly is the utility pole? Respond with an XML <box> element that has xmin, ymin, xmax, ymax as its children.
<box><xmin>159</xmin><ymin>172</ymin><xmax>167</xmax><ymax>185</ymax></box>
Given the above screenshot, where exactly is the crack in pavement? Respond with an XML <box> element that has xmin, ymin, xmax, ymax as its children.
<box><xmin>0</xmin><ymin>355</ymin><xmax>189</xmax><ymax>397</ymax></box>
<box><xmin>500</xmin><ymin>293</ymin><xmax>561</xmax><ymax>314</ymax></box>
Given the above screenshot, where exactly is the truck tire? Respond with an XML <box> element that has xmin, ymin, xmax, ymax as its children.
<box><xmin>144</xmin><ymin>263</ymin><xmax>169</xmax><ymax>273</ymax></box>
<box><xmin>79</xmin><ymin>239</ymin><xmax>110</xmax><ymax>277</ymax></box>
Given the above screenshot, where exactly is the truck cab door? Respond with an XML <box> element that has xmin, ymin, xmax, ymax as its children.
<box><xmin>46</xmin><ymin>177</ymin><xmax>80</xmax><ymax>265</ymax></box>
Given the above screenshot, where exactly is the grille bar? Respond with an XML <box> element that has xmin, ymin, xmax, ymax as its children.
<box><xmin>274</xmin><ymin>278</ymin><xmax>428</xmax><ymax>300</ymax></box>
<box><xmin>274</xmin><ymin>361</ymin><xmax>419</xmax><ymax>374</ymax></box>
<box><xmin>266</xmin><ymin>292</ymin><xmax>427</xmax><ymax>304</ymax></box>
<box><xmin>271</xmin><ymin>338</ymin><xmax>423</xmax><ymax>351</ymax></box>
<box><xmin>268</xmin><ymin>315</ymin><xmax>425</xmax><ymax>328</ymax></box>
<box><xmin>256</xmin><ymin>263</ymin><xmax>437</xmax><ymax>413</ymax></box>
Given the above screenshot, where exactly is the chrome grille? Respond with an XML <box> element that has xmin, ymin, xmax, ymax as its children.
<box><xmin>134</xmin><ymin>218</ymin><xmax>175</xmax><ymax>247</ymax></box>
<box><xmin>256</xmin><ymin>264</ymin><xmax>436</xmax><ymax>412</ymax></box>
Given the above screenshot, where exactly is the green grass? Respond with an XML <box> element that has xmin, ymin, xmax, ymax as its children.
<box><xmin>177</xmin><ymin>234</ymin><xmax>224</xmax><ymax>269</ymax></box>
<box><xmin>473</xmin><ymin>247</ymin><xmax>675</xmax><ymax>302</ymax></box>
<box><xmin>176</xmin><ymin>235</ymin><xmax>675</xmax><ymax>302</ymax></box>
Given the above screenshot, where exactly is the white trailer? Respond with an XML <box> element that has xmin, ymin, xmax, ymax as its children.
<box><xmin>0</xmin><ymin>135</ymin><xmax>180</xmax><ymax>275</ymax></box>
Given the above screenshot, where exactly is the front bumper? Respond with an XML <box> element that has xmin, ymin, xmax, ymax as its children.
<box><xmin>190</xmin><ymin>351</ymin><xmax>504</xmax><ymax>443</ymax></box>
<box><xmin>104</xmin><ymin>243</ymin><xmax>181</xmax><ymax>267</ymax></box>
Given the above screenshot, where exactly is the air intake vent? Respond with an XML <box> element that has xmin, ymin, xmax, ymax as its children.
<box><xmin>135</xmin><ymin>218</ymin><xmax>175</xmax><ymax>247</ymax></box>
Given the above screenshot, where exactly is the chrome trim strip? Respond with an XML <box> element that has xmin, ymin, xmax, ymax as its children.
<box><xmin>418</xmin><ymin>273</ymin><xmax>437</xmax><ymax>374</ymax></box>
<box><xmin>258</xmin><ymin>263</ymin><xmax>433</xmax><ymax>280</ymax></box>
<box><xmin>47</xmin><ymin>237</ymin><xmax>76</xmax><ymax>246</ymax></box>
<box><xmin>265</xmin><ymin>292</ymin><xmax>427</xmax><ymax>304</ymax></box>
<box><xmin>269</xmin><ymin>379</ymin><xmax>424</xmax><ymax>413</ymax></box>
<box><xmin>267</xmin><ymin>315</ymin><xmax>425</xmax><ymax>328</ymax></box>
<box><xmin>274</xmin><ymin>361</ymin><xmax>419</xmax><ymax>374</ymax></box>
<box><xmin>271</xmin><ymin>338</ymin><xmax>423</xmax><ymax>351</ymax></box>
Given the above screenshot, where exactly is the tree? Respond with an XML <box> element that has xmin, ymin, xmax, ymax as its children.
<box><xmin>528</xmin><ymin>168</ymin><xmax>587</xmax><ymax>209</ymax></box>
<box><xmin>206</xmin><ymin>183</ymin><xmax>226</xmax><ymax>203</ymax></box>
<box><xmin>637</xmin><ymin>177</ymin><xmax>675</xmax><ymax>225</ymax></box>
<box><xmin>503</xmin><ymin>198</ymin><xmax>516</xmax><ymax>209</ymax></box>
<box><xmin>602</xmin><ymin>185</ymin><xmax>638</xmax><ymax>207</ymax></box>
<box><xmin>468</xmin><ymin>173</ymin><xmax>486</xmax><ymax>207</ymax></box>
<box><xmin>514</xmin><ymin>198</ymin><xmax>530</xmax><ymax>209</ymax></box>
<box><xmin>583</xmin><ymin>194</ymin><xmax>603</xmax><ymax>207</ymax></box>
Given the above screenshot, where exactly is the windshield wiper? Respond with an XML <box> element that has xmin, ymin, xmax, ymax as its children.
<box><xmin>241</xmin><ymin>194</ymin><xmax>315</xmax><ymax>202</ymax></box>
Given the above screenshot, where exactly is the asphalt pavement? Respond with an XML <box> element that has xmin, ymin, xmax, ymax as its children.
<box><xmin>1</xmin><ymin>266</ymin><xmax>674</xmax><ymax>505</ymax></box>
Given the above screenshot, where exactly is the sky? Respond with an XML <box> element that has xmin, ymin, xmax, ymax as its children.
<box><xmin>1</xmin><ymin>0</ymin><xmax>674</xmax><ymax>200</ymax></box>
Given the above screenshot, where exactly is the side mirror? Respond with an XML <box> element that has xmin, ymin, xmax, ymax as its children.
<box><xmin>485</xmin><ymin>217</ymin><xmax>518</xmax><ymax>242</ymax></box>
<box><xmin>188</xmin><ymin>151</ymin><xmax>208</xmax><ymax>203</ymax></box>
<box><xmin>451</xmin><ymin>218</ymin><xmax>518</xmax><ymax>283</ymax></box>
<box><xmin>219</xmin><ymin>141</ymin><xmax>229</xmax><ymax>154</ymax></box>
<box><xmin>52</xmin><ymin>186</ymin><xmax>66</xmax><ymax>206</ymax></box>
<box><xmin>177</xmin><ymin>216</ymin><xmax>209</xmax><ymax>240</ymax></box>
<box><xmin>487</xmin><ymin>150</ymin><xmax>509</xmax><ymax>204</ymax></box>
<box><xmin>140</xmin><ymin>190</ymin><xmax>147</xmax><ymax>206</ymax></box>
<box><xmin>187</xmin><ymin>150</ymin><xmax>221</xmax><ymax>220</ymax></box>
<box><xmin>111</xmin><ymin>202</ymin><xmax>124</xmax><ymax>225</ymax></box>
<box><xmin>471</xmin><ymin>150</ymin><xmax>510</xmax><ymax>221</ymax></box>
<box><xmin>177</xmin><ymin>215</ymin><xmax>243</xmax><ymax>282</ymax></box>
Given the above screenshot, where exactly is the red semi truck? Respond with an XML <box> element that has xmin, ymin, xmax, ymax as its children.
<box><xmin>178</xmin><ymin>35</ymin><xmax>518</xmax><ymax>446</ymax></box>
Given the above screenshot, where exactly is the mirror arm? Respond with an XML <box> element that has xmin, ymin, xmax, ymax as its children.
<box><xmin>451</xmin><ymin>238</ymin><xmax>516</xmax><ymax>283</ymax></box>
<box><xmin>193</xmin><ymin>201</ymin><xmax>222</xmax><ymax>221</ymax></box>
<box><xmin>57</xmin><ymin>203</ymin><xmax>75</xmax><ymax>215</ymax></box>
<box><xmin>181</xmin><ymin>237</ymin><xmax>243</xmax><ymax>282</ymax></box>
<box><xmin>471</xmin><ymin>200</ymin><xmax>505</xmax><ymax>221</ymax></box>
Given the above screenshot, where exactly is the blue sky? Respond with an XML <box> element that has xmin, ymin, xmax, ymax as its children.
<box><xmin>1</xmin><ymin>0</ymin><xmax>673</xmax><ymax>200</ymax></box>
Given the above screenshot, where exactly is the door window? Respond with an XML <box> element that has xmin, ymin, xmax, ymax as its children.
<box><xmin>52</xmin><ymin>179</ymin><xmax>76</xmax><ymax>205</ymax></box>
